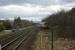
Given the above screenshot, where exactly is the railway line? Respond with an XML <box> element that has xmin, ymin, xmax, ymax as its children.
<box><xmin>1</xmin><ymin>26</ymin><xmax>32</xmax><ymax>46</ymax></box>
<box><xmin>1</xmin><ymin>26</ymin><xmax>38</xmax><ymax>50</ymax></box>
<box><xmin>1</xmin><ymin>31</ymin><xmax>28</xmax><ymax>49</ymax></box>
<box><xmin>1</xmin><ymin>31</ymin><xmax>24</xmax><ymax>47</ymax></box>
<box><xmin>15</xmin><ymin>29</ymin><xmax>37</xmax><ymax>50</ymax></box>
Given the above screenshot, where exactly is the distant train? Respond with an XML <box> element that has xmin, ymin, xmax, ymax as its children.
<box><xmin>40</xmin><ymin>22</ymin><xmax>49</xmax><ymax>29</ymax></box>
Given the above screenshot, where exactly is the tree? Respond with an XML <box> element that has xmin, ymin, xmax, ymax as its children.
<box><xmin>43</xmin><ymin>7</ymin><xmax>75</xmax><ymax>38</ymax></box>
<box><xmin>3</xmin><ymin>20</ymin><xmax>12</xmax><ymax>30</ymax></box>
<box><xmin>0</xmin><ymin>22</ymin><xmax>5</xmax><ymax>31</ymax></box>
<box><xmin>14</xmin><ymin>17</ymin><xmax>22</xmax><ymax>28</ymax></box>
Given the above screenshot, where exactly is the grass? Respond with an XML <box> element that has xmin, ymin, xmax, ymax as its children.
<box><xmin>0</xmin><ymin>31</ymin><xmax>12</xmax><ymax>40</ymax></box>
<box><xmin>0</xmin><ymin>31</ymin><xmax>11</xmax><ymax>36</ymax></box>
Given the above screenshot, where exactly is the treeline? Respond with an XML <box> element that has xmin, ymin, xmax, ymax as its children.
<box><xmin>0</xmin><ymin>17</ymin><xmax>32</xmax><ymax>31</ymax></box>
<box><xmin>0</xmin><ymin>20</ymin><xmax>12</xmax><ymax>31</ymax></box>
<box><xmin>13</xmin><ymin>17</ymin><xmax>32</xmax><ymax>29</ymax></box>
<box><xmin>43</xmin><ymin>8</ymin><xmax>75</xmax><ymax>39</ymax></box>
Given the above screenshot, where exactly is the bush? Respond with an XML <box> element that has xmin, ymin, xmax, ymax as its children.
<box><xmin>3</xmin><ymin>20</ymin><xmax>12</xmax><ymax>30</ymax></box>
<box><xmin>0</xmin><ymin>23</ymin><xmax>5</xmax><ymax>31</ymax></box>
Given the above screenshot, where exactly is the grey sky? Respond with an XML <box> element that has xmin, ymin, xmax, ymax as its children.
<box><xmin>0</xmin><ymin>0</ymin><xmax>75</xmax><ymax>6</ymax></box>
<box><xmin>0</xmin><ymin>0</ymin><xmax>75</xmax><ymax>21</ymax></box>
<box><xmin>0</xmin><ymin>0</ymin><xmax>50</xmax><ymax>6</ymax></box>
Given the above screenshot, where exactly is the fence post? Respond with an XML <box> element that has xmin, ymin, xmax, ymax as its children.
<box><xmin>0</xmin><ymin>44</ymin><xmax>1</xmax><ymax>50</ymax></box>
<box><xmin>62</xmin><ymin>48</ymin><xmax>64</xmax><ymax>50</ymax></box>
<box><xmin>0</xmin><ymin>40</ymin><xmax>1</xmax><ymax>50</ymax></box>
<box><xmin>51</xmin><ymin>28</ymin><xmax>54</xmax><ymax>50</ymax></box>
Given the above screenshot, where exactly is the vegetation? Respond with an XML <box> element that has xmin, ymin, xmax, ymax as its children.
<box><xmin>0</xmin><ymin>22</ymin><xmax>5</xmax><ymax>31</ymax></box>
<box><xmin>0</xmin><ymin>20</ymin><xmax>12</xmax><ymax>31</ymax></box>
<box><xmin>43</xmin><ymin>8</ymin><xmax>75</xmax><ymax>39</ymax></box>
<box><xmin>13</xmin><ymin>17</ymin><xmax>32</xmax><ymax>29</ymax></box>
<box><xmin>0</xmin><ymin>17</ymin><xmax>32</xmax><ymax>31</ymax></box>
<box><xmin>3</xmin><ymin>20</ymin><xmax>12</xmax><ymax>30</ymax></box>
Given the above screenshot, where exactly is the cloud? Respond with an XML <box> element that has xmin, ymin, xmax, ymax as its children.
<box><xmin>0</xmin><ymin>0</ymin><xmax>51</xmax><ymax>6</ymax></box>
<box><xmin>0</xmin><ymin>2</ymin><xmax>74</xmax><ymax>17</ymax></box>
<box><xmin>0</xmin><ymin>4</ymin><xmax>51</xmax><ymax>21</ymax></box>
<box><xmin>49</xmin><ymin>0</ymin><xmax>75</xmax><ymax>5</ymax></box>
<box><xmin>0</xmin><ymin>0</ymin><xmax>75</xmax><ymax>21</ymax></box>
<box><xmin>0</xmin><ymin>4</ymin><xmax>53</xmax><ymax>16</ymax></box>
<box><xmin>61</xmin><ymin>0</ymin><xmax>75</xmax><ymax>3</ymax></box>
<box><xmin>0</xmin><ymin>0</ymin><xmax>75</xmax><ymax>6</ymax></box>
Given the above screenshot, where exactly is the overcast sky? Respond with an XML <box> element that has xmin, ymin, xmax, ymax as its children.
<box><xmin>0</xmin><ymin>0</ymin><xmax>75</xmax><ymax>21</ymax></box>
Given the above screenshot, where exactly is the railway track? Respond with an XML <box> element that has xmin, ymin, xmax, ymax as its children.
<box><xmin>16</xmin><ymin>29</ymin><xmax>38</xmax><ymax>50</ymax></box>
<box><xmin>1</xmin><ymin>31</ymin><xmax>24</xmax><ymax>47</ymax></box>
<box><xmin>1</xmin><ymin>31</ymin><xmax>28</xmax><ymax>49</ymax></box>
<box><xmin>0</xmin><ymin>26</ymin><xmax>32</xmax><ymax>44</ymax></box>
<box><xmin>1</xmin><ymin>27</ymin><xmax>38</xmax><ymax>50</ymax></box>
<box><xmin>1</xmin><ymin>26</ymin><xmax>32</xmax><ymax>46</ymax></box>
<box><xmin>14</xmin><ymin>30</ymin><xmax>36</xmax><ymax>50</ymax></box>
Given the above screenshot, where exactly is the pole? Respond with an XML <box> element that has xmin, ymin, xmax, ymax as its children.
<box><xmin>0</xmin><ymin>41</ymin><xmax>1</xmax><ymax>50</ymax></box>
<box><xmin>51</xmin><ymin>29</ymin><xmax>53</xmax><ymax>50</ymax></box>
